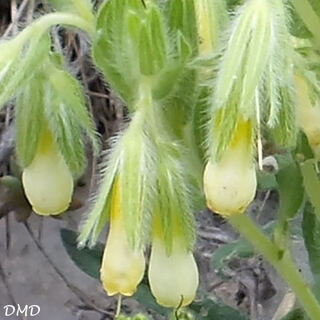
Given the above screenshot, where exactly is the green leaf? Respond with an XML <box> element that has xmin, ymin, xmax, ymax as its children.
<box><xmin>15</xmin><ymin>76</ymin><xmax>45</xmax><ymax>167</ymax></box>
<box><xmin>309</xmin><ymin>0</ymin><xmax>320</xmax><ymax>17</ymax></box>
<box><xmin>302</xmin><ymin>201</ymin><xmax>320</xmax><ymax>299</ymax></box>
<box><xmin>280</xmin><ymin>308</ymin><xmax>307</xmax><ymax>320</ymax></box>
<box><xmin>212</xmin><ymin>239</ymin><xmax>254</xmax><ymax>278</ymax></box>
<box><xmin>288</xmin><ymin>5</ymin><xmax>312</xmax><ymax>39</ymax></box>
<box><xmin>276</xmin><ymin>160</ymin><xmax>304</xmax><ymax>222</ymax></box>
<box><xmin>0</xmin><ymin>176</ymin><xmax>23</xmax><ymax>194</ymax></box>
<box><xmin>190</xmin><ymin>298</ymin><xmax>249</xmax><ymax>320</ymax></box>
<box><xmin>60</xmin><ymin>228</ymin><xmax>104</xmax><ymax>279</ymax></box>
<box><xmin>257</xmin><ymin>171</ymin><xmax>277</xmax><ymax>190</ymax></box>
<box><xmin>134</xmin><ymin>284</ymin><xmax>171</xmax><ymax>317</ymax></box>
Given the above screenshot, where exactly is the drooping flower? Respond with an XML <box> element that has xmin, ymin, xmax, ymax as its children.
<box><xmin>148</xmin><ymin>237</ymin><xmax>199</xmax><ymax>308</ymax></box>
<box><xmin>22</xmin><ymin>127</ymin><xmax>73</xmax><ymax>215</ymax></box>
<box><xmin>203</xmin><ymin>120</ymin><xmax>257</xmax><ymax>216</ymax></box>
<box><xmin>148</xmin><ymin>214</ymin><xmax>199</xmax><ymax>308</ymax></box>
<box><xmin>100</xmin><ymin>179</ymin><xmax>145</xmax><ymax>296</ymax></box>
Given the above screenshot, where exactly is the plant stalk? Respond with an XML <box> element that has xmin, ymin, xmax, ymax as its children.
<box><xmin>228</xmin><ymin>214</ymin><xmax>320</xmax><ymax>320</ymax></box>
<box><xmin>15</xmin><ymin>12</ymin><xmax>94</xmax><ymax>46</ymax></box>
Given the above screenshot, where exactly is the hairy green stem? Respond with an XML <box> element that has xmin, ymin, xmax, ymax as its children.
<box><xmin>292</xmin><ymin>0</ymin><xmax>320</xmax><ymax>48</ymax></box>
<box><xmin>14</xmin><ymin>12</ymin><xmax>94</xmax><ymax>46</ymax></box>
<box><xmin>228</xmin><ymin>214</ymin><xmax>320</xmax><ymax>320</ymax></box>
<box><xmin>301</xmin><ymin>159</ymin><xmax>320</xmax><ymax>218</ymax></box>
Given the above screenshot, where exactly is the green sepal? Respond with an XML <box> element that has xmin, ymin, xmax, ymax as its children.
<box><xmin>155</xmin><ymin>140</ymin><xmax>196</xmax><ymax>253</ymax></box>
<box><xmin>42</xmin><ymin>59</ymin><xmax>98</xmax><ymax>176</ymax></box>
<box><xmin>213</xmin><ymin>1</ymin><xmax>254</xmax><ymax>109</ymax></box>
<box><xmin>78</xmin><ymin>138</ymin><xmax>121</xmax><ymax>248</ymax></box>
<box><xmin>272</xmin><ymin>87</ymin><xmax>298</xmax><ymax>148</ymax></box>
<box><xmin>0</xmin><ymin>34</ymin><xmax>50</xmax><ymax>109</ymax></box>
<box><xmin>120</xmin><ymin>116</ymin><xmax>156</xmax><ymax>249</ymax></box>
<box><xmin>15</xmin><ymin>75</ymin><xmax>45</xmax><ymax>168</ymax></box>
<box><xmin>209</xmin><ymin>89</ymin><xmax>241</xmax><ymax>161</ymax></box>
<box><xmin>239</xmin><ymin>6</ymin><xmax>272</xmax><ymax>116</ymax></box>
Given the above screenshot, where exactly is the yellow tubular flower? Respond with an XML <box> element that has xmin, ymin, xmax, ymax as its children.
<box><xmin>148</xmin><ymin>215</ymin><xmax>199</xmax><ymax>308</ymax></box>
<box><xmin>203</xmin><ymin>120</ymin><xmax>257</xmax><ymax>216</ymax></box>
<box><xmin>100</xmin><ymin>179</ymin><xmax>145</xmax><ymax>296</ymax></box>
<box><xmin>295</xmin><ymin>76</ymin><xmax>320</xmax><ymax>159</ymax></box>
<box><xmin>22</xmin><ymin>127</ymin><xmax>73</xmax><ymax>216</ymax></box>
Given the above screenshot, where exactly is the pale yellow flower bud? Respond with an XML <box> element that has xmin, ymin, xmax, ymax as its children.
<box><xmin>148</xmin><ymin>237</ymin><xmax>199</xmax><ymax>308</ymax></box>
<box><xmin>204</xmin><ymin>121</ymin><xmax>257</xmax><ymax>216</ymax></box>
<box><xmin>22</xmin><ymin>128</ymin><xmax>73</xmax><ymax>215</ymax></box>
<box><xmin>100</xmin><ymin>180</ymin><xmax>145</xmax><ymax>296</ymax></box>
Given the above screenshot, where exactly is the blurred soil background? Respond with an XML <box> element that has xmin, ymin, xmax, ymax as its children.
<box><xmin>0</xmin><ymin>1</ymin><xmax>311</xmax><ymax>320</ymax></box>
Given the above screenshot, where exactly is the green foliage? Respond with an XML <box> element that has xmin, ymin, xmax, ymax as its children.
<box><xmin>257</xmin><ymin>170</ymin><xmax>277</xmax><ymax>190</ymax></box>
<box><xmin>190</xmin><ymin>298</ymin><xmax>249</xmax><ymax>320</ymax></box>
<box><xmin>212</xmin><ymin>238</ymin><xmax>254</xmax><ymax>278</ymax></box>
<box><xmin>276</xmin><ymin>159</ymin><xmax>304</xmax><ymax>221</ymax></box>
<box><xmin>302</xmin><ymin>202</ymin><xmax>320</xmax><ymax>299</ymax></box>
<box><xmin>60</xmin><ymin>228</ymin><xmax>103</xmax><ymax>279</ymax></box>
<box><xmin>273</xmin><ymin>156</ymin><xmax>304</xmax><ymax>249</ymax></box>
<box><xmin>280</xmin><ymin>309</ymin><xmax>307</xmax><ymax>320</ymax></box>
<box><xmin>134</xmin><ymin>284</ymin><xmax>171</xmax><ymax>317</ymax></box>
